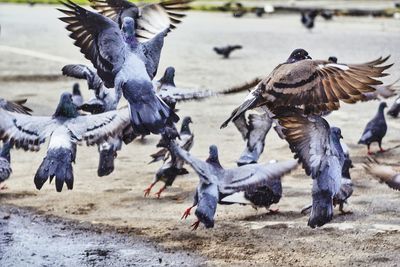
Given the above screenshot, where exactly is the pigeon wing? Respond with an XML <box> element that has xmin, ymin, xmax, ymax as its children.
<box><xmin>247</xmin><ymin>113</ymin><xmax>272</xmax><ymax>150</ymax></box>
<box><xmin>62</xmin><ymin>64</ymin><xmax>103</xmax><ymax>91</ymax></box>
<box><xmin>219</xmin><ymin>160</ymin><xmax>298</xmax><ymax>194</ymax></box>
<box><xmin>233</xmin><ymin>113</ymin><xmax>249</xmax><ymax>141</ymax></box>
<box><xmin>0</xmin><ymin>98</ymin><xmax>32</xmax><ymax>115</ymax></box>
<box><xmin>59</xmin><ymin>1</ymin><xmax>127</xmax><ymax>88</ymax></box>
<box><xmin>274</xmin><ymin>108</ymin><xmax>331</xmax><ymax>179</ymax></box>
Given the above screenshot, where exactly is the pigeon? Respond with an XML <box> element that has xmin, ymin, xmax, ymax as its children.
<box><xmin>168</xmin><ymin>135</ymin><xmax>297</xmax><ymax>229</ymax></box>
<box><xmin>144</xmin><ymin>128</ymin><xmax>192</xmax><ymax>198</ymax></box>
<box><xmin>0</xmin><ymin>98</ymin><xmax>32</xmax><ymax>115</ymax></box>
<box><xmin>89</xmin><ymin>0</ymin><xmax>191</xmax><ymax>42</ymax></box>
<box><xmin>328</xmin><ymin>57</ymin><xmax>399</xmax><ymax>101</ymax></box>
<box><xmin>358</xmin><ymin>102</ymin><xmax>388</xmax><ymax>155</ymax></box>
<box><xmin>71</xmin><ymin>83</ymin><xmax>84</xmax><ymax>107</ymax></box>
<box><xmin>232</xmin><ymin>2</ymin><xmax>246</xmax><ymax>18</ymax></box>
<box><xmin>0</xmin><ymin>92</ymin><xmax>131</xmax><ymax>192</ymax></box>
<box><xmin>387</xmin><ymin>95</ymin><xmax>400</xmax><ymax>117</ymax></box>
<box><xmin>364</xmin><ymin>158</ymin><xmax>400</xmax><ymax>191</ymax></box>
<box><xmin>252</xmin><ymin>7</ymin><xmax>265</xmax><ymax>17</ymax></box>
<box><xmin>221</xmin><ymin>49</ymin><xmax>392</xmax><ymax>128</ymax></box>
<box><xmin>301</xmin><ymin>10</ymin><xmax>317</xmax><ymax>30</ymax></box>
<box><xmin>274</xmin><ymin>108</ymin><xmax>345</xmax><ymax>228</ymax></box>
<box><xmin>59</xmin><ymin>1</ymin><xmax>181</xmax><ymax>135</ymax></box>
<box><xmin>63</xmin><ymin>64</ymin><xmax>136</xmax><ymax>176</ymax></box>
<box><xmin>149</xmin><ymin>116</ymin><xmax>194</xmax><ymax>164</ymax></box>
<box><xmin>0</xmin><ymin>141</ymin><xmax>12</xmax><ymax>190</ymax></box>
<box><xmin>301</xmin><ymin>127</ymin><xmax>354</xmax><ymax>215</ymax></box>
<box><xmin>234</xmin><ymin>112</ymin><xmax>273</xmax><ymax>166</ymax></box>
<box><xmin>213</xmin><ymin>45</ymin><xmax>243</xmax><ymax>59</ymax></box>
<box><xmin>320</xmin><ymin>10</ymin><xmax>334</xmax><ymax>20</ymax></box>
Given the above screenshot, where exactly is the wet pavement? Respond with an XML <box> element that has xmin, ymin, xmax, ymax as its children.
<box><xmin>0</xmin><ymin>206</ymin><xmax>205</xmax><ymax>267</ymax></box>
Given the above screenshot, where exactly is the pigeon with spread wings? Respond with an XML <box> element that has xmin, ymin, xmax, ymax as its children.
<box><xmin>221</xmin><ymin>48</ymin><xmax>392</xmax><ymax>128</ymax></box>
<box><xmin>274</xmin><ymin>108</ymin><xmax>344</xmax><ymax>228</ymax></box>
<box><xmin>89</xmin><ymin>0</ymin><xmax>191</xmax><ymax>42</ymax></box>
<box><xmin>169</xmin><ymin>138</ymin><xmax>297</xmax><ymax>230</ymax></box>
<box><xmin>0</xmin><ymin>92</ymin><xmax>130</xmax><ymax>192</ymax></box>
<box><xmin>59</xmin><ymin>1</ymin><xmax>179</xmax><ymax>135</ymax></box>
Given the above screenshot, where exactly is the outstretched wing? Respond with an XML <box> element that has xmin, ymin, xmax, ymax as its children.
<box><xmin>274</xmin><ymin>108</ymin><xmax>331</xmax><ymax>178</ymax></box>
<box><xmin>62</xmin><ymin>64</ymin><xmax>104</xmax><ymax>91</ymax></box>
<box><xmin>0</xmin><ymin>98</ymin><xmax>32</xmax><ymax>115</ymax></box>
<box><xmin>364</xmin><ymin>158</ymin><xmax>400</xmax><ymax>191</ymax></box>
<box><xmin>66</xmin><ymin>107</ymin><xmax>131</xmax><ymax>146</ymax></box>
<box><xmin>247</xmin><ymin>112</ymin><xmax>272</xmax><ymax>150</ymax></box>
<box><xmin>0</xmin><ymin>110</ymin><xmax>57</xmax><ymax>151</ymax></box>
<box><xmin>233</xmin><ymin>113</ymin><xmax>249</xmax><ymax>141</ymax></box>
<box><xmin>59</xmin><ymin>1</ymin><xmax>127</xmax><ymax>88</ymax></box>
<box><xmin>260</xmin><ymin>56</ymin><xmax>392</xmax><ymax>114</ymax></box>
<box><xmin>219</xmin><ymin>160</ymin><xmax>298</xmax><ymax>194</ymax></box>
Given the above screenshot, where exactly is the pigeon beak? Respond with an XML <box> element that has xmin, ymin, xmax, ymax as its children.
<box><xmin>306</xmin><ymin>55</ymin><xmax>312</xmax><ymax>59</ymax></box>
<box><xmin>340</xmin><ymin>134</ymin><xmax>343</xmax><ymax>139</ymax></box>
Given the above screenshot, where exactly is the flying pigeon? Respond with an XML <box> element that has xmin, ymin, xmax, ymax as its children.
<box><xmin>301</xmin><ymin>10</ymin><xmax>318</xmax><ymax>30</ymax></box>
<box><xmin>387</xmin><ymin>95</ymin><xmax>400</xmax><ymax>117</ymax></box>
<box><xmin>301</xmin><ymin>127</ymin><xmax>354</xmax><ymax>215</ymax></box>
<box><xmin>62</xmin><ymin>64</ymin><xmax>137</xmax><ymax>176</ymax></box>
<box><xmin>149</xmin><ymin>116</ymin><xmax>193</xmax><ymax>164</ymax></box>
<box><xmin>221</xmin><ymin>49</ymin><xmax>392</xmax><ymax>128</ymax></box>
<box><xmin>71</xmin><ymin>83</ymin><xmax>84</xmax><ymax>107</ymax></box>
<box><xmin>274</xmin><ymin>108</ymin><xmax>345</xmax><ymax>228</ymax></box>
<box><xmin>0</xmin><ymin>92</ymin><xmax>131</xmax><ymax>192</ymax></box>
<box><xmin>213</xmin><ymin>45</ymin><xmax>243</xmax><ymax>59</ymax></box>
<box><xmin>89</xmin><ymin>0</ymin><xmax>191</xmax><ymax>42</ymax></box>
<box><xmin>59</xmin><ymin>1</ymin><xmax>180</xmax><ymax>135</ymax></box>
<box><xmin>0</xmin><ymin>98</ymin><xmax>32</xmax><ymax>115</ymax></box>
<box><xmin>358</xmin><ymin>102</ymin><xmax>387</xmax><ymax>155</ymax></box>
<box><xmin>364</xmin><ymin>158</ymin><xmax>400</xmax><ymax>191</ymax></box>
<box><xmin>233</xmin><ymin>112</ymin><xmax>273</xmax><ymax>166</ymax></box>
<box><xmin>168</xmin><ymin>134</ymin><xmax>297</xmax><ymax>229</ymax></box>
<box><xmin>145</xmin><ymin>117</ymin><xmax>194</xmax><ymax>197</ymax></box>
<box><xmin>0</xmin><ymin>142</ymin><xmax>12</xmax><ymax>190</ymax></box>
<box><xmin>328</xmin><ymin>57</ymin><xmax>399</xmax><ymax>101</ymax></box>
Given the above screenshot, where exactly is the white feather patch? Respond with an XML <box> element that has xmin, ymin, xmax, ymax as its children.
<box><xmin>48</xmin><ymin>127</ymin><xmax>71</xmax><ymax>149</ymax></box>
<box><xmin>221</xmin><ymin>192</ymin><xmax>252</xmax><ymax>204</ymax></box>
<box><xmin>319</xmin><ymin>63</ymin><xmax>350</xmax><ymax>71</ymax></box>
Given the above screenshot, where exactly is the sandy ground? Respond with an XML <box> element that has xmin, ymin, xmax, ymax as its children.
<box><xmin>1</xmin><ymin>4</ymin><xmax>400</xmax><ymax>266</ymax></box>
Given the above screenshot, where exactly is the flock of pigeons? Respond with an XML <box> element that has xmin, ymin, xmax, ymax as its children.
<box><xmin>0</xmin><ymin>0</ymin><xmax>399</xmax><ymax>231</ymax></box>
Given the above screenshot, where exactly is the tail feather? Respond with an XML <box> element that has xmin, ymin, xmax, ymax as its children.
<box><xmin>34</xmin><ymin>148</ymin><xmax>74</xmax><ymax>192</ymax></box>
<box><xmin>308</xmin><ymin>189</ymin><xmax>334</xmax><ymax>228</ymax></box>
<box><xmin>97</xmin><ymin>143</ymin><xmax>116</xmax><ymax>177</ymax></box>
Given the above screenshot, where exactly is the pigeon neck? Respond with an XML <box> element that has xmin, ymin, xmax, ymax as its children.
<box><xmin>53</xmin><ymin>102</ymin><xmax>79</xmax><ymax>118</ymax></box>
<box><xmin>376</xmin><ymin>105</ymin><xmax>386</xmax><ymax>119</ymax></box>
<box><xmin>0</xmin><ymin>142</ymin><xmax>11</xmax><ymax>161</ymax></box>
<box><xmin>124</xmin><ymin>34</ymin><xmax>138</xmax><ymax>49</ymax></box>
<box><xmin>180</xmin><ymin>123</ymin><xmax>191</xmax><ymax>135</ymax></box>
<box><xmin>206</xmin><ymin>156</ymin><xmax>222</xmax><ymax>169</ymax></box>
<box><xmin>159</xmin><ymin>76</ymin><xmax>175</xmax><ymax>87</ymax></box>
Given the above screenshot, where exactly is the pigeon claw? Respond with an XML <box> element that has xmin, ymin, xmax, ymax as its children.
<box><xmin>268</xmin><ymin>208</ymin><xmax>280</xmax><ymax>215</ymax></box>
<box><xmin>191</xmin><ymin>220</ymin><xmax>200</xmax><ymax>231</ymax></box>
<box><xmin>0</xmin><ymin>182</ymin><xmax>8</xmax><ymax>191</ymax></box>
<box><xmin>379</xmin><ymin>148</ymin><xmax>386</xmax><ymax>153</ymax></box>
<box><xmin>154</xmin><ymin>185</ymin><xmax>166</xmax><ymax>199</ymax></box>
<box><xmin>181</xmin><ymin>206</ymin><xmax>194</xmax><ymax>220</ymax></box>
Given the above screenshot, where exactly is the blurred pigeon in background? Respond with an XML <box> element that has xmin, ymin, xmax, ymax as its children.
<box><xmin>358</xmin><ymin>102</ymin><xmax>388</xmax><ymax>155</ymax></box>
<box><xmin>301</xmin><ymin>10</ymin><xmax>318</xmax><ymax>30</ymax></box>
<box><xmin>0</xmin><ymin>92</ymin><xmax>131</xmax><ymax>192</ymax></box>
<box><xmin>0</xmin><ymin>142</ymin><xmax>12</xmax><ymax>190</ymax></box>
<box><xmin>364</xmin><ymin>157</ymin><xmax>400</xmax><ymax>191</ymax></box>
<box><xmin>213</xmin><ymin>45</ymin><xmax>243</xmax><ymax>59</ymax></box>
<box><xmin>59</xmin><ymin>1</ymin><xmax>181</xmax><ymax>135</ymax></box>
<box><xmin>387</xmin><ymin>95</ymin><xmax>400</xmax><ymax>117</ymax></box>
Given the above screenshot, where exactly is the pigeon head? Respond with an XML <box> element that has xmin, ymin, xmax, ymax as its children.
<box><xmin>53</xmin><ymin>92</ymin><xmax>79</xmax><ymax>118</ymax></box>
<box><xmin>379</xmin><ymin>102</ymin><xmax>388</xmax><ymax>110</ymax></box>
<box><xmin>206</xmin><ymin>145</ymin><xmax>222</xmax><ymax>168</ymax></box>
<box><xmin>72</xmin><ymin>83</ymin><xmax>81</xmax><ymax>96</ymax></box>
<box><xmin>287</xmin><ymin>49</ymin><xmax>312</xmax><ymax>63</ymax></box>
<box><xmin>122</xmin><ymin>17</ymin><xmax>137</xmax><ymax>46</ymax></box>
<box><xmin>180</xmin><ymin>116</ymin><xmax>192</xmax><ymax>134</ymax></box>
<box><xmin>328</xmin><ymin>56</ymin><xmax>338</xmax><ymax>63</ymax></box>
<box><xmin>159</xmin><ymin>67</ymin><xmax>176</xmax><ymax>87</ymax></box>
<box><xmin>330</xmin><ymin>127</ymin><xmax>343</xmax><ymax>140</ymax></box>
<box><xmin>0</xmin><ymin>141</ymin><xmax>12</xmax><ymax>162</ymax></box>
<box><xmin>156</xmin><ymin>127</ymin><xmax>180</xmax><ymax>148</ymax></box>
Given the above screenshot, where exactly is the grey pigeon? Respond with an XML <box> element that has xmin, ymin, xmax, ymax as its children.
<box><xmin>89</xmin><ymin>0</ymin><xmax>191</xmax><ymax>42</ymax></box>
<box><xmin>71</xmin><ymin>83</ymin><xmax>84</xmax><ymax>107</ymax></box>
<box><xmin>0</xmin><ymin>141</ymin><xmax>12</xmax><ymax>189</ymax></box>
<box><xmin>145</xmin><ymin>117</ymin><xmax>194</xmax><ymax>197</ymax></box>
<box><xmin>0</xmin><ymin>92</ymin><xmax>130</xmax><ymax>192</ymax></box>
<box><xmin>59</xmin><ymin>1</ymin><xmax>179</xmax><ymax>135</ymax></box>
<box><xmin>301</xmin><ymin>127</ymin><xmax>354</xmax><ymax>215</ymax></box>
<box><xmin>387</xmin><ymin>95</ymin><xmax>400</xmax><ymax>118</ymax></box>
<box><xmin>168</xmin><ymin>136</ymin><xmax>297</xmax><ymax>230</ymax></box>
<box><xmin>62</xmin><ymin>64</ymin><xmax>135</xmax><ymax>176</ymax></box>
<box><xmin>149</xmin><ymin>116</ymin><xmax>193</xmax><ymax>164</ymax></box>
<box><xmin>234</xmin><ymin>112</ymin><xmax>273</xmax><ymax>166</ymax></box>
<box><xmin>213</xmin><ymin>45</ymin><xmax>242</xmax><ymax>59</ymax></box>
<box><xmin>0</xmin><ymin>98</ymin><xmax>32</xmax><ymax>115</ymax></box>
<box><xmin>275</xmin><ymin>108</ymin><xmax>344</xmax><ymax>228</ymax></box>
<box><xmin>358</xmin><ymin>102</ymin><xmax>387</xmax><ymax>155</ymax></box>
<box><xmin>364</xmin><ymin>157</ymin><xmax>400</xmax><ymax>191</ymax></box>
